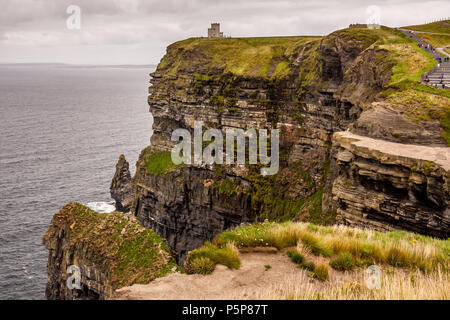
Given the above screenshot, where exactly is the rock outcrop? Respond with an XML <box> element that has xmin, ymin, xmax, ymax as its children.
<box><xmin>42</xmin><ymin>202</ymin><xmax>179</xmax><ymax>299</ymax></box>
<box><xmin>328</xmin><ymin>131</ymin><xmax>449</xmax><ymax>238</ymax></box>
<box><xmin>110</xmin><ymin>154</ymin><xmax>133</xmax><ymax>212</ymax></box>
<box><xmin>111</xmin><ymin>27</ymin><xmax>449</xmax><ymax>266</ymax></box>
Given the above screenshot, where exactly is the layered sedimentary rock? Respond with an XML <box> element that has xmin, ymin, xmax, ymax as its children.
<box><xmin>110</xmin><ymin>154</ymin><xmax>133</xmax><ymax>212</ymax></box>
<box><xmin>42</xmin><ymin>202</ymin><xmax>179</xmax><ymax>299</ymax></box>
<box><xmin>114</xmin><ymin>34</ymin><xmax>378</xmax><ymax>263</ymax></box>
<box><xmin>111</xmin><ymin>27</ymin><xmax>449</xmax><ymax>265</ymax></box>
<box><xmin>329</xmin><ymin>131</ymin><xmax>449</xmax><ymax>238</ymax></box>
<box><xmin>132</xmin><ymin>162</ymin><xmax>254</xmax><ymax>264</ymax></box>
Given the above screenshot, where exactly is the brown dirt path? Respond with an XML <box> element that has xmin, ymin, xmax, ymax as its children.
<box><xmin>113</xmin><ymin>248</ymin><xmax>351</xmax><ymax>300</ymax></box>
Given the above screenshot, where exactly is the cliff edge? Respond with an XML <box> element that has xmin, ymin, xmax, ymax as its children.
<box><xmin>111</xmin><ymin>26</ymin><xmax>449</xmax><ymax>266</ymax></box>
<box><xmin>42</xmin><ymin>202</ymin><xmax>180</xmax><ymax>299</ymax></box>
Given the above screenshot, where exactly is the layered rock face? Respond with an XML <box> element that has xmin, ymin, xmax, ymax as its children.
<box><xmin>112</xmin><ymin>35</ymin><xmax>375</xmax><ymax>263</ymax></box>
<box><xmin>132</xmin><ymin>163</ymin><xmax>254</xmax><ymax>264</ymax></box>
<box><xmin>110</xmin><ymin>154</ymin><xmax>133</xmax><ymax>212</ymax></box>
<box><xmin>328</xmin><ymin>132</ymin><xmax>449</xmax><ymax>238</ymax></box>
<box><xmin>43</xmin><ymin>203</ymin><xmax>179</xmax><ymax>299</ymax></box>
<box><xmin>111</xmin><ymin>27</ymin><xmax>449</xmax><ymax>266</ymax></box>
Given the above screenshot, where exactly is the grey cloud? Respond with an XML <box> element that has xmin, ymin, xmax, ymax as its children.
<box><xmin>0</xmin><ymin>0</ymin><xmax>449</xmax><ymax>64</ymax></box>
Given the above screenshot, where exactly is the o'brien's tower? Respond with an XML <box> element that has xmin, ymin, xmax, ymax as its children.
<box><xmin>207</xmin><ymin>23</ymin><xmax>224</xmax><ymax>38</ymax></box>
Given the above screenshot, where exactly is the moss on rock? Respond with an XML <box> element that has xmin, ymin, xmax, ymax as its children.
<box><xmin>43</xmin><ymin>202</ymin><xmax>180</xmax><ymax>296</ymax></box>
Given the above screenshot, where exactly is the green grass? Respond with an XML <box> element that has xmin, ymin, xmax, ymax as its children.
<box><xmin>287</xmin><ymin>249</ymin><xmax>304</xmax><ymax>264</ymax></box>
<box><xmin>211</xmin><ymin>221</ymin><xmax>449</xmax><ymax>273</ymax></box>
<box><xmin>157</xmin><ymin>36</ymin><xmax>322</xmax><ymax>79</ymax></box>
<box><xmin>185</xmin><ymin>256</ymin><xmax>216</xmax><ymax>275</ymax></box>
<box><xmin>385</xmin><ymin>43</ymin><xmax>436</xmax><ymax>87</ymax></box>
<box><xmin>330</xmin><ymin>253</ymin><xmax>356</xmax><ymax>271</ymax></box>
<box><xmin>384</xmin><ymin>86</ymin><xmax>450</xmax><ymax>145</ymax></box>
<box><xmin>187</xmin><ymin>221</ymin><xmax>448</xmax><ymax>279</ymax></box>
<box><xmin>42</xmin><ymin>203</ymin><xmax>180</xmax><ymax>289</ymax></box>
<box><xmin>244</xmin><ymin>160</ymin><xmax>336</xmax><ymax>224</ymax></box>
<box><xmin>287</xmin><ymin>249</ymin><xmax>320</xmax><ymax>274</ymax></box>
<box><xmin>403</xmin><ymin>20</ymin><xmax>450</xmax><ymax>34</ymax></box>
<box><xmin>184</xmin><ymin>242</ymin><xmax>240</xmax><ymax>274</ymax></box>
<box><xmin>299</xmin><ymin>261</ymin><xmax>315</xmax><ymax>272</ymax></box>
<box><xmin>330</xmin><ymin>26</ymin><xmax>411</xmax><ymax>48</ymax></box>
<box><xmin>144</xmin><ymin>150</ymin><xmax>181</xmax><ymax>175</ymax></box>
<box><xmin>214</xmin><ymin>178</ymin><xmax>236</xmax><ymax>196</ymax></box>
<box><xmin>366</xmin><ymin>27</ymin><xmax>450</xmax><ymax>144</ymax></box>
<box><xmin>300</xmin><ymin>233</ymin><xmax>333</xmax><ymax>257</ymax></box>
<box><xmin>441</xmin><ymin>111</ymin><xmax>450</xmax><ymax>144</ymax></box>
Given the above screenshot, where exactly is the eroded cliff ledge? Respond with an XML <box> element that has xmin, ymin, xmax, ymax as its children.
<box><xmin>42</xmin><ymin>203</ymin><xmax>179</xmax><ymax>299</ymax></box>
<box><xmin>327</xmin><ymin>131</ymin><xmax>449</xmax><ymax>238</ymax></box>
<box><xmin>111</xmin><ymin>26</ymin><xmax>450</xmax><ymax>264</ymax></box>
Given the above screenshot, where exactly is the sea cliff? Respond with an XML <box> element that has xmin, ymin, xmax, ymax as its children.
<box><xmin>111</xmin><ymin>27</ymin><xmax>449</xmax><ymax>265</ymax></box>
<box><xmin>42</xmin><ymin>202</ymin><xmax>179</xmax><ymax>299</ymax></box>
<box><xmin>44</xmin><ymin>25</ymin><xmax>449</xmax><ymax>299</ymax></box>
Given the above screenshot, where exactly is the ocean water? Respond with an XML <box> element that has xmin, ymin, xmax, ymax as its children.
<box><xmin>0</xmin><ymin>64</ymin><xmax>154</xmax><ymax>299</ymax></box>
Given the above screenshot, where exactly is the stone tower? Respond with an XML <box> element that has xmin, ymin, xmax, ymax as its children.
<box><xmin>208</xmin><ymin>23</ymin><xmax>224</xmax><ymax>38</ymax></box>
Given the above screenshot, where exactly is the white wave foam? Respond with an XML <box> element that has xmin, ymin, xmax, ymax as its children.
<box><xmin>86</xmin><ymin>201</ymin><xmax>116</xmax><ymax>213</ymax></box>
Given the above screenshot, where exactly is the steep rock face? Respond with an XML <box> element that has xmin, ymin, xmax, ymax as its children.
<box><xmin>132</xmin><ymin>161</ymin><xmax>254</xmax><ymax>264</ymax></box>
<box><xmin>112</xmin><ymin>27</ymin><xmax>449</xmax><ymax>265</ymax></box>
<box><xmin>114</xmin><ymin>33</ymin><xmax>392</xmax><ymax>263</ymax></box>
<box><xmin>328</xmin><ymin>132</ymin><xmax>449</xmax><ymax>238</ymax></box>
<box><xmin>43</xmin><ymin>203</ymin><xmax>179</xmax><ymax>299</ymax></box>
<box><xmin>110</xmin><ymin>154</ymin><xmax>133</xmax><ymax>212</ymax></box>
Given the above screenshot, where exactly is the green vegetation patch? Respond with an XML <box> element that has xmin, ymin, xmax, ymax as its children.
<box><xmin>144</xmin><ymin>150</ymin><xmax>182</xmax><ymax>175</ymax></box>
<box><xmin>330</xmin><ymin>253</ymin><xmax>356</xmax><ymax>271</ymax></box>
<box><xmin>312</xmin><ymin>263</ymin><xmax>329</xmax><ymax>281</ymax></box>
<box><xmin>157</xmin><ymin>36</ymin><xmax>322</xmax><ymax>79</ymax></box>
<box><xmin>212</xmin><ymin>221</ymin><xmax>449</xmax><ymax>273</ymax></box>
<box><xmin>245</xmin><ymin>161</ymin><xmax>336</xmax><ymax>224</ymax></box>
<box><xmin>362</xmin><ymin>26</ymin><xmax>450</xmax><ymax>145</ymax></box>
<box><xmin>184</xmin><ymin>242</ymin><xmax>240</xmax><ymax>274</ymax></box>
<box><xmin>287</xmin><ymin>249</ymin><xmax>305</xmax><ymax>264</ymax></box>
<box><xmin>42</xmin><ymin>202</ymin><xmax>180</xmax><ymax>289</ymax></box>
<box><xmin>287</xmin><ymin>249</ymin><xmax>328</xmax><ymax>281</ymax></box>
<box><xmin>416</xmin><ymin>33</ymin><xmax>450</xmax><ymax>50</ymax></box>
<box><xmin>403</xmin><ymin>20</ymin><xmax>450</xmax><ymax>35</ymax></box>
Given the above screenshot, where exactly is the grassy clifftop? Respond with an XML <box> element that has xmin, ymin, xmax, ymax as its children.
<box><xmin>157</xmin><ymin>36</ymin><xmax>322</xmax><ymax>79</ymax></box>
<box><xmin>404</xmin><ymin>20</ymin><xmax>450</xmax><ymax>34</ymax></box>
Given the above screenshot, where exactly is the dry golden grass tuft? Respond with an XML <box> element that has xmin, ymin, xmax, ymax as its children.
<box><xmin>220</xmin><ymin>263</ymin><xmax>449</xmax><ymax>300</ymax></box>
<box><xmin>183</xmin><ymin>221</ymin><xmax>449</xmax><ymax>299</ymax></box>
<box><xmin>212</xmin><ymin>221</ymin><xmax>449</xmax><ymax>273</ymax></box>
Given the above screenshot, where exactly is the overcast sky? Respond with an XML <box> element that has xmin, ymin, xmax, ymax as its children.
<box><xmin>0</xmin><ymin>0</ymin><xmax>449</xmax><ymax>65</ymax></box>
